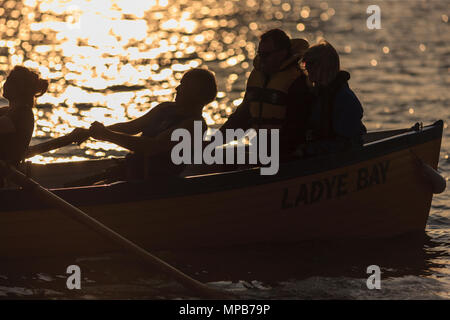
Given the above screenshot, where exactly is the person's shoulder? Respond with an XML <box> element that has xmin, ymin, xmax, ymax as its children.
<box><xmin>145</xmin><ymin>102</ymin><xmax>178</xmax><ymax>122</ymax></box>
<box><xmin>335</xmin><ymin>83</ymin><xmax>363</xmax><ymax>111</ymax></box>
<box><xmin>183</xmin><ymin>113</ymin><xmax>206</xmax><ymax>125</ymax></box>
<box><xmin>336</xmin><ymin>82</ymin><xmax>352</xmax><ymax>97</ymax></box>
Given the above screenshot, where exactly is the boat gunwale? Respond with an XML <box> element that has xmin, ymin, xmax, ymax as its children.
<box><xmin>0</xmin><ymin>120</ymin><xmax>443</xmax><ymax>212</ymax></box>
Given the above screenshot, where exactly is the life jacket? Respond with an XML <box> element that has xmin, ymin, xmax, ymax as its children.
<box><xmin>245</xmin><ymin>39</ymin><xmax>308</xmax><ymax>130</ymax></box>
<box><xmin>0</xmin><ymin>106</ymin><xmax>34</xmax><ymax>165</ymax></box>
<box><xmin>304</xmin><ymin>71</ymin><xmax>351</xmax><ymax>143</ymax></box>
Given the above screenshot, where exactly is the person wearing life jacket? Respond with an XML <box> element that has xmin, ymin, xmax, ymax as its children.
<box><xmin>218</xmin><ymin>29</ymin><xmax>314</xmax><ymax>159</ymax></box>
<box><xmin>295</xmin><ymin>40</ymin><xmax>367</xmax><ymax>157</ymax></box>
<box><xmin>72</xmin><ymin>68</ymin><xmax>216</xmax><ymax>181</ymax></box>
<box><xmin>0</xmin><ymin>66</ymin><xmax>49</xmax><ymax>166</ymax></box>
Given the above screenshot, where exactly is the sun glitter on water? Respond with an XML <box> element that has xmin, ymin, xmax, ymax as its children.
<box><xmin>1</xmin><ymin>0</ymin><xmax>274</xmax><ymax>163</ymax></box>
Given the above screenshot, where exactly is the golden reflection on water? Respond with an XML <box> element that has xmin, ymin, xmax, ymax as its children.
<box><xmin>3</xmin><ymin>0</ymin><xmax>292</xmax><ymax>162</ymax></box>
<box><xmin>1</xmin><ymin>0</ymin><xmax>447</xmax><ymax>164</ymax></box>
<box><xmin>1</xmin><ymin>0</ymin><xmax>280</xmax><ymax>163</ymax></box>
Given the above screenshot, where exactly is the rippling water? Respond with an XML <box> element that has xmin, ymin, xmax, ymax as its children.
<box><xmin>0</xmin><ymin>0</ymin><xmax>448</xmax><ymax>299</ymax></box>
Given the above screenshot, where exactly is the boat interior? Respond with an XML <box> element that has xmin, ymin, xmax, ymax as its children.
<box><xmin>4</xmin><ymin>121</ymin><xmax>441</xmax><ymax>190</ymax></box>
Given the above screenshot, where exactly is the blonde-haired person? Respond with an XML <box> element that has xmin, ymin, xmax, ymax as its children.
<box><xmin>297</xmin><ymin>40</ymin><xmax>366</xmax><ymax>157</ymax></box>
<box><xmin>0</xmin><ymin>66</ymin><xmax>49</xmax><ymax>165</ymax></box>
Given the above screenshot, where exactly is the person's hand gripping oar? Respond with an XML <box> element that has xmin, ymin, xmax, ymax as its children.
<box><xmin>26</xmin><ymin>127</ymin><xmax>90</xmax><ymax>158</ymax></box>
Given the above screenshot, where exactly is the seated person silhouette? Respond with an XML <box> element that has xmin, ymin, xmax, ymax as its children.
<box><xmin>295</xmin><ymin>40</ymin><xmax>367</xmax><ymax>157</ymax></box>
<box><xmin>218</xmin><ymin>29</ymin><xmax>314</xmax><ymax>162</ymax></box>
<box><xmin>71</xmin><ymin>68</ymin><xmax>217</xmax><ymax>183</ymax></box>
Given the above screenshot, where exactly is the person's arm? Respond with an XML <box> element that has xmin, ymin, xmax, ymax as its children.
<box><xmin>67</xmin><ymin>102</ymin><xmax>168</xmax><ymax>144</ymax></box>
<box><xmin>300</xmin><ymin>87</ymin><xmax>365</xmax><ymax>157</ymax></box>
<box><xmin>106</xmin><ymin>102</ymin><xmax>167</xmax><ymax>135</ymax></box>
<box><xmin>89</xmin><ymin>116</ymin><xmax>194</xmax><ymax>157</ymax></box>
<box><xmin>89</xmin><ymin>122</ymin><xmax>162</xmax><ymax>155</ymax></box>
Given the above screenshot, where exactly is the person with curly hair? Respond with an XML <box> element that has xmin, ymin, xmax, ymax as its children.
<box><xmin>0</xmin><ymin>66</ymin><xmax>48</xmax><ymax>165</ymax></box>
<box><xmin>297</xmin><ymin>40</ymin><xmax>367</xmax><ymax>157</ymax></box>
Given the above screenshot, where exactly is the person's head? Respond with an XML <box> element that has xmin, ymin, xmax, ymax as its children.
<box><xmin>301</xmin><ymin>40</ymin><xmax>340</xmax><ymax>87</ymax></box>
<box><xmin>2</xmin><ymin>66</ymin><xmax>49</xmax><ymax>105</ymax></box>
<box><xmin>175</xmin><ymin>68</ymin><xmax>217</xmax><ymax>110</ymax></box>
<box><xmin>257</xmin><ymin>29</ymin><xmax>291</xmax><ymax>74</ymax></box>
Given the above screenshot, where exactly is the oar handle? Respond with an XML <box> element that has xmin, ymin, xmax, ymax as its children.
<box><xmin>26</xmin><ymin>134</ymin><xmax>77</xmax><ymax>158</ymax></box>
<box><xmin>0</xmin><ymin>160</ymin><xmax>231</xmax><ymax>299</ymax></box>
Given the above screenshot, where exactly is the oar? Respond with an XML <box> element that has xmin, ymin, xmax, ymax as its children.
<box><xmin>26</xmin><ymin>133</ymin><xmax>78</xmax><ymax>158</ymax></box>
<box><xmin>0</xmin><ymin>160</ymin><xmax>231</xmax><ymax>299</ymax></box>
<box><xmin>27</xmin><ymin>122</ymin><xmax>423</xmax><ymax>159</ymax></box>
<box><xmin>364</xmin><ymin>123</ymin><xmax>422</xmax><ymax>144</ymax></box>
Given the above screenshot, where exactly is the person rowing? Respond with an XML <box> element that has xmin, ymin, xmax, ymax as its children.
<box><xmin>70</xmin><ymin>68</ymin><xmax>217</xmax><ymax>182</ymax></box>
<box><xmin>0</xmin><ymin>66</ymin><xmax>49</xmax><ymax>166</ymax></box>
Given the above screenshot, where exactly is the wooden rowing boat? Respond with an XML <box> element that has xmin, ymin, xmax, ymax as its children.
<box><xmin>0</xmin><ymin>121</ymin><xmax>444</xmax><ymax>261</ymax></box>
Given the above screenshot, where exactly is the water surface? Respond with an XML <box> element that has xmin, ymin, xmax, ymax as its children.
<box><xmin>0</xmin><ymin>0</ymin><xmax>448</xmax><ymax>299</ymax></box>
